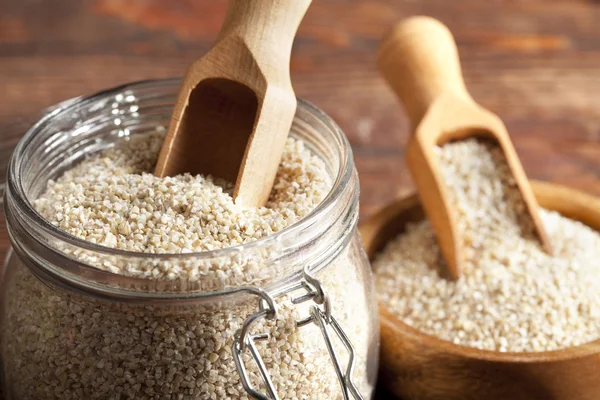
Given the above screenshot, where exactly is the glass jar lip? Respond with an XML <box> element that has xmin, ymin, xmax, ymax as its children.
<box><xmin>7</xmin><ymin>78</ymin><xmax>356</xmax><ymax>264</ymax></box>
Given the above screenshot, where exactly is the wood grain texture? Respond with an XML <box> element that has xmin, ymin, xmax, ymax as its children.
<box><xmin>360</xmin><ymin>182</ymin><xmax>600</xmax><ymax>400</ymax></box>
<box><xmin>3</xmin><ymin>0</ymin><xmax>600</xmax><ymax>398</ymax></box>
<box><xmin>377</xmin><ymin>16</ymin><xmax>551</xmax><ymax>279</ymax></box>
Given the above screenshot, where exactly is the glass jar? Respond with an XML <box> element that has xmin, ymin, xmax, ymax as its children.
<box><xmin>0</xmin><ymin>79</ymin><xmax>379</xmax><ymax>399</ymax></box>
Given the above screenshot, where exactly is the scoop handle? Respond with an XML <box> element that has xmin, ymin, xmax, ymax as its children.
<box><xmin>377</xmin><ymin>16</ymin><xmax>471</xmax><ymax>128</ymax></box>
<box><xmin>218</xmin><ymin>0</ymin><xmax>312</xmax><ymax>70</ymax></box>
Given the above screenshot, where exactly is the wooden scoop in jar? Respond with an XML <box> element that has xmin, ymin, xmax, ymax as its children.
<box><xmin>377</xmin><ymin>16</ymin><xmax>552</xmax><ymax>279</ymax></box>
<box><xmin>154</xmin><ymin>0</ymin><xmax>311</xmax><ymax>207</ymax></box>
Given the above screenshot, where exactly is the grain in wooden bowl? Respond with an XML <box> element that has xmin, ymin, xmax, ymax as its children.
<box><xmin>361</xmin><ymin>178</ymin><xmax>600</xmax><ymax>400</ymax></box>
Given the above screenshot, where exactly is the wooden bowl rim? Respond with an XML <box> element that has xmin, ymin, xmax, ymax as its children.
<box><xmin>363</xmin><ymin>180</ymin><xmax>600</xmax><ymax>363</ymax></box>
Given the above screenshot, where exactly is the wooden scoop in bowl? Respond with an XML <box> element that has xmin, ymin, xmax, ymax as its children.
<box><xmin>360</xmin><ymin>183</ymin><xmax>600</xmax><ymax>400</ymax></box>
<box><xmin>154</xmin><ymin>0</ymin><xmax>311</xmax><ymax>207</ymax></box>
<box><xmin>377</xmin><ymin>16</ymin><xmax>551</xmax><ymax>279</ymax></box>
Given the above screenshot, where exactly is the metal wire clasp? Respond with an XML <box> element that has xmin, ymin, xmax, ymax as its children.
<box><xmin>231</xmin><ymin>265</ymin><xmax>364</xmax><ymax>400</ymax></box>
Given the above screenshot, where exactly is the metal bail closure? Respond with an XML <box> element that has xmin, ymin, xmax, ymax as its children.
<box><xmin>232</xmin><ymin>265</ymin><xmax>365</xmax><ymax>400</ymax></box>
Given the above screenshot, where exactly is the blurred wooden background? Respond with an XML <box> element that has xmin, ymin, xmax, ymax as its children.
<box><xmin>4</xmin><ymin>0</ymin><xmax>600</xmax><ymax>216</ymax></box>
<box><xmin>3</xmin><ymin>0</ymin><xmax>600</xmax><ymax>397</ymax></box>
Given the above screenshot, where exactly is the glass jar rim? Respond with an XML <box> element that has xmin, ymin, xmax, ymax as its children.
<box><xmin>5</xmin><ymin>78</ymin><xmax>358</xmax><ymax>296</ymax></box>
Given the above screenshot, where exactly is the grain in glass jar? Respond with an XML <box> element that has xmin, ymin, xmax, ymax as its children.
<box><xmin>0</xmin><ymin>79</ymin><xmax>379</xmax><ymax>400</ymax></box>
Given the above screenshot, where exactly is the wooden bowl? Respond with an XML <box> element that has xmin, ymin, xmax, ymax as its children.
<box><xmin>360</xmin><ymin>181</ymin><xmax>600</xmax><ymax>400</ymax></box>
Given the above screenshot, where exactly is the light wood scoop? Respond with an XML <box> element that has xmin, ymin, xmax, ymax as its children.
<box><xmin>377</xmin><ymin>16</ymin><xmax>552</xmax><ymax>279</ymax></box>
<box><xmin>154</xmin><ymin>0</ymin><xmax>311</xmax><ymax>207</ymax></box>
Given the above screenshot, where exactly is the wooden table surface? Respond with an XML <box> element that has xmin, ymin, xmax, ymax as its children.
<box><xmin>3</xmin><ymin>0</ymin><xmax>600</xmax><ymax>398</ymax></box>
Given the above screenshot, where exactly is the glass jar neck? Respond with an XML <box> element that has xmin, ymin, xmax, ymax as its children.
<box><xmin>4</xmin><ymin>78</ymin><xmax>359</xmax><ymax>302</ymax></box>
